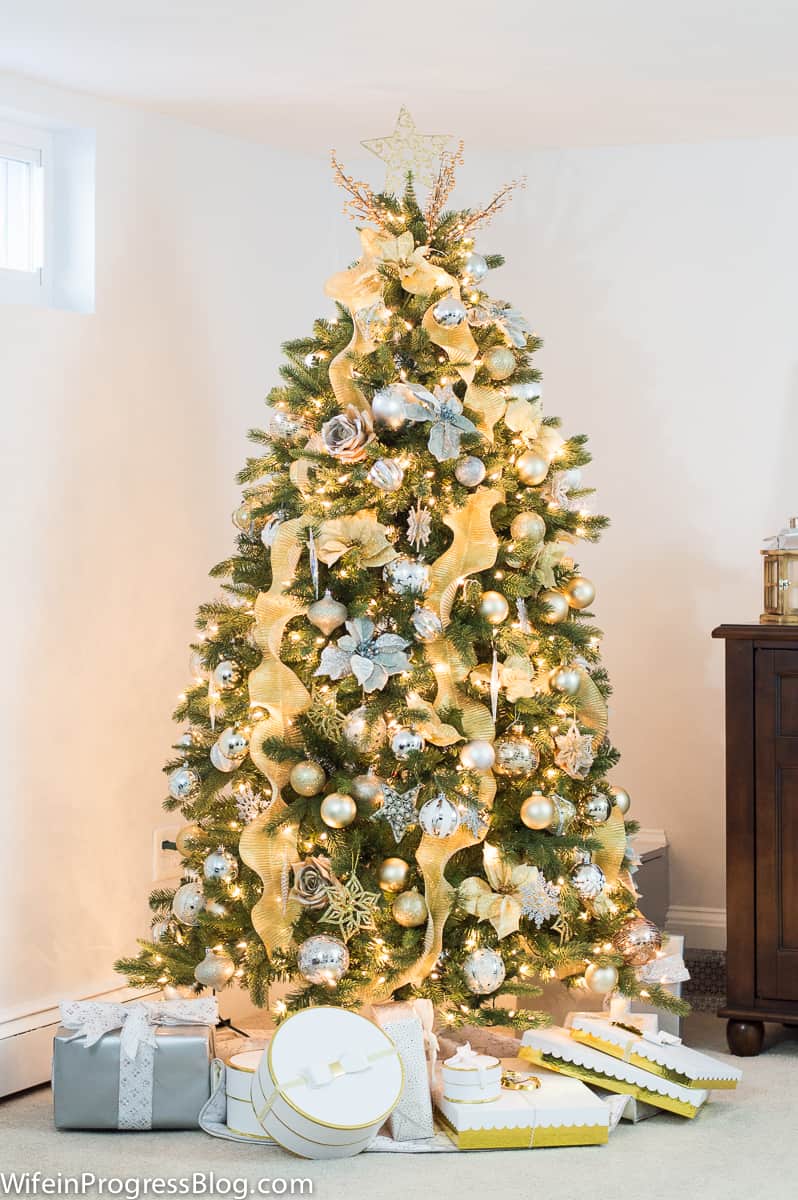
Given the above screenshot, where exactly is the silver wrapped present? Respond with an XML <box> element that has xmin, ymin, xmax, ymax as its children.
<box><xmin>53</xmin><ymin>997</ymin><xmax>218</xmax><ymax>1130</ymax></box>
<box><xmin>371</xmin><ymin>999</ymin><xmax>436</xmax><ymax>1141</ymax></box>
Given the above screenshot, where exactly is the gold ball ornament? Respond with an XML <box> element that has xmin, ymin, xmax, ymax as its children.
<box><xmin>392</xmin><ymin>889</ymin><xmax>429</xmax><ymax>928</ymax></box>
<box><xmin>510</xmin><ymin>512</ymin><xmax>546</xmax><ymax>542</ymax></box>
<box><xmin>539</xmin><ymin>590</ymin><xmax>570</xmax><ymax>624</ymax></box>
<box><xmin>516</xmin><ymin>450</ymin><xmax>549</xmax><ymax>486</ymax></box>
<box><xmin>352</xmin><ymin>773</ymin><xmax>384</xmax><ymax>808</ymax></box>
<box><xmin>175</xmin><ymin>823</ymin><xmax>204</xmax><ymax>855</ymax></box>
<box><xmin>584</xmin><ymin>962</ymin><xmax>620</xmax><ymax>994</ymax></box>
<box><xmin>566</xmin><ymin>576</ymin><xmax>596</xmax><ymax>610</ymax></box>
<box><xmin>289</xmin><ymin>760</ymin><xmax>327</xmax><ymax>797</ymax></box>
<box><xmin>614</xmin><ymin>915</ymin><xmax>662</xmax><ymax>966</ymax></box>
<box><xmin>520</xmin><ymin>791</ymin><xmax>556</xmax><ymax>830</ymax></box>
<box><xmin>480</xmin><ymin>590</ymin><xmax>510</xmax><ymax>625</ymax></box>
<box><xmin>307</xmin><ymin>589</ymin><xmax>348</xmax><ymax>636</ymax></box>
<box><xmin>610</xmin><ymin>785</ymin><xmax>632</xmax><ymax>815</ymax></box>
<box><xmin>549</xmin><ymin>666</ymin><xmax>582</xmax><ymax>697</ymax></box>
<box><xmin>378</xmin><ymin>857</ymin><xmax>410</xmax><ymax>893</ymax></box>
<box><xmin>484</xmin><ymin>345</ymin><xmax>516</xmax><ymax>380</ymax></box>
<box><xmin>319</xmin><ymin>792</ymin><xmax>357</xmax><ymax>829</ymax></box>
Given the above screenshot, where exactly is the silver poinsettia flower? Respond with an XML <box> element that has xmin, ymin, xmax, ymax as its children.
<box><xmin>402</xmin><ymin>383</ymin><xmax>478</xmax><ymax>462</ymax></box>
<box><xmin>315</xmin><ymin>617</ymin><xmax>411</xmax><ymax>693</ymax></box>
<box><xmin>467</xmin><ymin>300</ymin><xmax>532</xmax><ymax>349</ymax></box>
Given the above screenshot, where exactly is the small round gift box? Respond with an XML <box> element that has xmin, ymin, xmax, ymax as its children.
<box><xmin>226</xmin><ymin>1049</ymin><xmax>274</xmax><ymax>1141</ymax></box>
<box><xmin>441</xmin><ymin>1043</ymin><xmax>502</xmax><ymax>1103</ymax></box>
<box><xmin>250</xmin><ymin>1007</ymin><xmax>404</xmax><ymax>1158</ymax></box>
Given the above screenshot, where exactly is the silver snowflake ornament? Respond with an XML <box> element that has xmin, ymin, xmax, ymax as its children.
<box><xmin>459</xmin><ymin>804</ymin><xmax>490</xmax><ymax>839</ymax></box>
<box><xmin>406</xmin><ymin>501</ymin><xmax>432</xmax><ymax>550</ymax></box>
<box><xmin>235</xmin><ymin>783</ymin><xmax>268</xmax><ymax>824</ymax></box>
<box><xmin>372</xmin><ymin>783</ymin><xmax>421</xmax><ymax>843</ymax></box>
<box><xmin>517</xmin><ymin>868</ymin><xmax>561</xmax><ymax>928</ymax></box>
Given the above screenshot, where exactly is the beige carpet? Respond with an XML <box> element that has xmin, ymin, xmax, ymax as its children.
<box><xmin>1</xmin><ymin>1016</ymin><xmax>795</xmax><ymax>1199</ymax></box>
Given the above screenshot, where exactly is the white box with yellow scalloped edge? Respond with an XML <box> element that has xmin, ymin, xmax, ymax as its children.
<box><xmin>568</xmin><ymin>1016</ymin><xmax>741</xmax><ymax>1091</ymax></box>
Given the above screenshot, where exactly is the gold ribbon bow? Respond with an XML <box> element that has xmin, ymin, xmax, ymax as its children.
<box><xmin>459</xmin><ymin>844</ymin><xmax>543</xmax><ymax>940</ymax></box>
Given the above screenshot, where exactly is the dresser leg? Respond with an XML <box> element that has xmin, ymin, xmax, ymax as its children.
<box><xmin>726</xmin><ymin>1019</ymin><xmax>764</xmax><ymax>1056</ymax></box>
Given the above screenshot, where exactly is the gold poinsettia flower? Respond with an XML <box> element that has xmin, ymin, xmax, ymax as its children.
<box><xmin>405</xmin><ymin>691</ymin><xmax>463</xmax><ymax>747</ymax></box>
<box><xmin>469</xmin><ymin>655</ymin><xmax>543</xmax><ymax>703</ymax></box>
<box><xmin>316</xmin><ymin>509</ymin><xmax>397</xmax><ymax>569</ymax></box>
<box><xmin>458</xmin><ymin>844</ymin><xmax>558</xmax><ymax>939</ymax></box>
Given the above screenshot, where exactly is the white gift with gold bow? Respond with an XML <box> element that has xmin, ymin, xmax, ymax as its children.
<box><xmin>569</xmin><ymin>1017</ymin><xmax>742</xmax><ymax>1090</ymax></box>
<box><xmin>441</xmin><ymin>1043</ymin><xmax>502</xmax><ymax>1104</ymax></box>
<box><xmin>250</xmin><ymin>1008</ymin><xmax>404</xmax><ymax>1158</ymax></box>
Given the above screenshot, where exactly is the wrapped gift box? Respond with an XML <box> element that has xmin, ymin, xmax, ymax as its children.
<box><xmin>226</xmin><ymin>1050</ymin><xmax>274</xmax><ymax>1142</ymax></box>
<box><xmin>53</xmin><ymin>998</ymin><xmax>217</xmax><ymax>1130</ymax></box>
<box><xmin>520</xmin><ymin>1027</ymin><xmax>709</xmax><ymax>1119</ymax></box>
<box><xmin>441</xmin><ymin>1044</ymin><xmax>502</xmax><ymax>1104</ymax></box>
<box><xmin>569</xmin><ymin>1017</ymin><xmax>741</xmax><ymax>1090</ymax></box>
<box><xmin>250</xmin><ymin>1007</ymin><xmax>404</xmax><ymax>1158</ymax></box>
<box><xmin>433</xmin><ymin>1062</ymin><xmax>609</xmax><ymax>1149</ymax></box>
<box><xmin>370</xmin><ymin>1000</ymin><xmax>436</xmax><ymax>1141</ymax></box>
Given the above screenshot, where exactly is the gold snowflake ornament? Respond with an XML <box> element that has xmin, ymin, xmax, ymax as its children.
<box><xmin>362</xmin><ymin>107</ymin><xmax>452</xmax><ymax>194</ymax></box>
<box><xmin>320</xmin><ymin>873</ymin><xmax>382</xmax><ymax>941</ymax></box>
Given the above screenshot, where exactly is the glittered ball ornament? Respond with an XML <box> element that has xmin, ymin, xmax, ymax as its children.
<box><xmin>212</xmin><ymin>660</ymin><xmax>238</xmax><ymax>690</ymax></box>
<box><xmin>391</xmin><ymin>728</ymin><xmax>425</xmax><ymax>759</ymax></box>
<box><xmin>584</xmin><ymin>962</ymin><xmax>619</xmax><ymax>994</ymax></box>
<box><xmin>217</xmin><ymin>727</ymin><xmax>248</xmax><ymax>761</ymax></box>
<box><xmin>289</xmin><ymin>760</ymin><xmax>327</xmax><ymax>797</ymax></box>
<box><xmin>516</xmin><ymin>450</ymin><xmax>549</xmax><ymax>486</ymax></box>
<box><xmin>368</xmin><ymin>457</ymin><xmax>405</xmax><ymax>493</ymax></box>
<box><xmin>610</xmin><ymin>786</ymin><xmax>632</xmax><ymax>815</ymax></box>
<box><xmin>168</xmin><ymin>766</ymin><xmax>199</xmax><ymax>801</ymax></box>
<box><xmin>494</xmin><ymin>725</ymin><xmax>539</xmax><ymax>780</ymax></box>
<box><xmin>352</xmin><ymin>773</ymin><xmax>385</xmax><ymax>808</ymax></box>
<box><xmin>232</xmin><ymin>501</ymin><xmax>255</xmax><ymax>534</ymax></box>
<box><xmin>418</xmin><ymin>794</ymin><xmax>460</xmax><ymax>838</ymax></box>
<box><xmin>520</xmin><ymin>791</ymin><xmax>556</xmax><ymax>830</ymax></box>
<box><xmin>548</xmin><ymin>794</ymin><xmax>577</xmax><ymax>835</ymax></box>
<box><xmin>343</xmin><ymin>706</ymin><xmax>388</xmax><ymax>754</ymax></box>
<box><xmin>384</xmin><ymin>556</ymin><xmax>430</xmax><ymax>595</ymax></box>
<box><xmin>432</xmin><ymin>295</ymin><xmax>467</xmax><ymax>327</ymax></box>
<box><xmin>210</xmin><ymin>743</ymin><xmax>239</xmax><ymax>773</ymax></box>
<box><xmin>614</xmin><ymin>916</ymin><xmax>662</xmax><ymax>967</ymax></box>
<box><xmin>171</xmin><ymin>881</ymin><xmax>205</xmax><ymax>926</ymax></box>
<box><xmin>571</xmin><ymin>860</ymin><xmax>606</xmax><ymax>900</ymax></box>
<box><xmin>378</xmin><ymin>857</ymin><xmax>410</xmax><ymax>892</ymax></box>
<box><xmin>484</xmin><ymin>346</ymin><xmax>516</xmax><ymax>380</ymax></box>
<box><xmin>454</xmin><ymin>456</ymin><xmax>486</xmax><ymax>488</ymax></box>
<box><xmin>510</xmin><ymin>512</ymin><xmax>546</xmax><ymax>542</ymax></box>
<box><xmin>566</xmin><ymin>576</ymin><xmax>596</xmax><ymax>610</ymax></box>
<box><xmin>372</xmin><ymin>387</ymin><xmax>407</xmax><ymax>430</ymax></box>
<box><xmin>459</xmin><ymin>740</ymin><xmax>496</xmax><ymax>772</ymax></box>
<box><xmin>194</xmin><ymin>947</ymin><xmax>235</xmax><ymax>990</ymax></box>
<box><xmin>203</xmin><ymin>846</ymin><xmax>238</xmax><ymax>882</ymax></box>
<box><xmin>411</xmin><ymin>606</ymin><xmax>443</xmax><ymax>643</ymax></box>
<box><xmin>463</xmin><ymin>948</ymin><xmax>506</xmax><ymax>995</ymax></box>
<box><xmin>307</xmin><ymin>590</ymin><xmax>347</xmax><ymax>636</ymax></box>
<box><xmin>175</xmin><ymin>823</ymin><xmax>203</xmax><ymax>855</ymax></box>
<box><xmin>480</xmin><ymin>590</ymin><xmax>510</xmax><ymax>625</ymax></box>
<box><xmin>320</xmin><ymin>792</ymin><xmax>357</xmax><ymax>829</ymax></box>
<box><xmin>297</xmin><ymin>935</ymin><xmax>350</xmax><ymax>986</ymax></box>
<box><xmin>539</xmin><ymin>590</ymin><xmax>570</xmax><ymax>624</ymax></box>
<box><xmin>464</xmin><ymin>251</ymin><xmax>488</xmax><ymax>282</ymax></box>
<box><xmin>392</xmin><ymin>889</ymin><xmax>429</xmax><ymax>928</ymax></box>
<box><xmin>584</xmin><ymin>791</ymin><xmax>612</xmax><ymax>824</ymax></box>
<box><xmin>549</xmin><ymin>666</ymin><xmax>582</xmax><ymax>697</ymax></box>
<box><xmin>151</xmin><ymin>920</ymin><xmax>171</xmax><ymax>943</ymax></box>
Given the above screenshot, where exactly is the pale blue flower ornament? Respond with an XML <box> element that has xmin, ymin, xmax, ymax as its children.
<box><xmin>315</xmin><ymin>617</ymin><xmax>411</xmax><ymax>693</ymax></box>
<box><xmin>402</xmin><ymin>383</ymin><xmax>478</xmax><ymax>462</ymax></box>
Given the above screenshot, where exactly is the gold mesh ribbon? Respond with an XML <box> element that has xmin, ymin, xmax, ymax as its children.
<box><xmin>574</xmin><ymin>669</ymin><xmax>609</xmax><ymax>745</ymax></box>
<box><xmin>426</xmin><ymin>486</ymin><xmax>503</xmax><ymax>625</ymax></box>
<box><xmin>324</xmin><ymin>229</ymin><xmax>383</xmax><ymax>411</ymax></box>
<box><xmin>593</xmin><ymin>806</ymin><xmax>628</xmax><ymax>885</ymax></box>
<box><xmin>463</xmin><ymin>382</ymin><xmax>506</xmax><ymax>441</ymax></box>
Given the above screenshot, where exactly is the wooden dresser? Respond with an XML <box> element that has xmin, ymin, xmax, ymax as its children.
<box><xmin>713</xmin><ymin>624</ymin><xmax>798</xmax><ymax>1054</ymax></box>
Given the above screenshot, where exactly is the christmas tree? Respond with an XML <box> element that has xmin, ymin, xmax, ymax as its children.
<box><xmin>117</xmin><ymin>116</ymin><xmax>685</xmax><ymax>1027</ymax></box>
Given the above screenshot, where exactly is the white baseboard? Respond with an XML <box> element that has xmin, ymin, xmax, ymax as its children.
<box><xmin>666</xmin><ymin>905</ymin><xmax>727</xmax><ymax>951</ymax></box>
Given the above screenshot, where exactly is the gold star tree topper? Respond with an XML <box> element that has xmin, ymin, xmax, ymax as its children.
<box><xmin>362</xmin><ymin>107</ymin><xmax>452</xmax><ymax>194</ymax></box>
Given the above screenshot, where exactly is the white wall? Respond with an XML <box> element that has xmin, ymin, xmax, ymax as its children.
<box><xmin>4</xmin><ymin>74</ymin><xmax>797</xmax><ymax>1020</ymax></box>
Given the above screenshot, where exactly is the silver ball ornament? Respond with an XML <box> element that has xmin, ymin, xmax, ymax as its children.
<box><xmin>510</xmin><ymin>512</ymin><xmax>546</xmax><ymax>542</ymax></box>
<box><xmin>151</xmin><ymin>920</ymin><xmax>171</xmax><ymax>943</ymax></box>
<box><xmin>520</xmin><ymin>792</ymin><xmax>556</xmax><ymax>830</ymax></box>
<box><xmin>584</xmin><ymin>962</ymin><xmax>619</xmax><ymax>994</ymax></box>
<box><xmin>368</xmin><ymin>457</ymin><xmax>405</xmax><ymax>493</ymax></box>
<box><xmin>384</xmin><ymin>555</ymin><xmax>430</xmax><ymax>595</ymax></box>
<box><xmin>210</xmin><ymin>742</ymin><xmax>239</xmax><ymax>773</ymax></box>
<box><xmin>432</xmin><ymin>295</ymin><xmax>467</xmax><ymax>327</ymax></box>
<box><xmin>260</xmin><ymin>512</ymin><xmax>285</xmax><ymax>549</ymax></box>
<box><xmin>372</xmin><ymin>387</ymin><xmax>407</xmax><ymax>430</ymax></box>
<box><xmin>480</xmin><ymin>590</ymin><xmax>509</xmax><ymax>625</ymax></box>
<box><xmin>212</xmin><ymin>660</ymin><xmax>238</xmax><ymax>690</ymax></box>
<box><xmin>171</xmin><ymin>881</ymin><xmax>205</xmax><ymax>926</ymax></box>
<box><xmin>378</xmin><ymin>857</ymin><xmax>410</xmax><ymax>892</ymax></box>
<box><xmin>571</xmin><ymin>860</ymin><xmax>606</xmax><ymax>900</ymax></box>
<box><xmin>391</xmin><ymin>728</ymin><xmax>425</xmax><ymax>759</ymax></box>
<box><xmin>463</xmin><ymin>947</ymin><xmax>506</xmax><ymax>995</ymax></box>
<box><xmin>297</xmin><ymin>935</ymin><xmax>349</xmax><ymax>986</ymax></box>
<box><xmin>175</xmin><ymin>823</ymin><xmax>203</xmax><ymax>855</ymax></box>
<box><xmin>232</xmin><ymin>502</ymin><xmax>255</xmax><ymax>534</ymax></box>
<box><xmin>494</xmin><ymin>725</ymin><xmax>539</xmax><ymax>779</ymax></box>
<box><xmin>307</xmin><ymin>590</ymin><xmax>348</xmax><ymax>636</ymax></box>
<box><xmin>320</xmin><ymin>792</ymin><xmax>357</xmax><ymax>829</ymax></box>
<box><xmin>411</xmin><ymin>606</ymin><xmax>443</xmax><ymax>642</ymax></box>
<box><xmin>539</xmin><ymin>590</ymin><xmax>570</xmax><ymax>624</ymax></box>
<box><xmin>217</xmin><ymin>727</ymin><xmax>248</xmax><ymax>760</ymax></box>
<box><xmin>392</xmin><ymin>890</ymin><xmax>429</xmax><ymax>928</ymax></box>
<box><xmin>352</xmin><ymin>773</ymin><xmax>385</xmax><ymax>808</ymax></box>
<box><xmin>549</xmin><ymin>666</ymin><xmax>582</xmax><ymax>697</ymax></box>
<box><xmin>566</xmin><ymin>576</ymin><xmax>596</xmax><ymax>610</ymax></box>
<box><xmin>203</xmin><ymin>846</ymin><xmax>238</xmax><ymax>882</ymax></box>
<box><xmin>484</xmin><ymin>346</ymin><xmax>516</xmax><ymax>380</ymax></box>
<box><xmin>178</xmin><ymin>730</ymin><xmax>194</xmax><ymax>749</ymax></box>
<box><xmin>418</xmin><ymin>794</ymin><xmax>460</xmax><ymax>838</ymax></box>
<box><xmin>459</xmin><ymin>740</ymin><xmax>496</xmax><ymax>772</ymax></box>
<box><xmin>289</xmin><ymin>760</ymin><xmax>327</xmax><ymax>797</ymax></box>
<box><xmin>194</xmin><ymin>947</ymin><xmax>235</xmax><ymax>990</ymax></box>
<box><xmin>464</xmin><ymin>251</ymin><xmax>488</xmax><ymax>282</ymax></box>
<box><xmin>614</xmin><ymin>916</ymin><xmax>662</xmax><ymax>966</ymax></box>
<box><xmin>584</xmin><ymin>791</ymin><xmax>612</xmax><ymax>824</ymax></box>
<box><xmin>516</xmin><ymin>450</ymin><xmax>549</xmax><ymax>486</ymax></box>
<box><xmin>548</xmin><ymin>794</ymin><xmax>577</xmax><ymax>835</ymax></box>
<box><xmin>168</xmin><ymin>766</ymin><xmax>198</xmax><ymax>801</ymax></box>
<box><xmin>610</xmin><ymin>786</ymin><xmax>632</xmax><ymax>815</ymax></box>
<box><xmin>454</xmin><ymin>456</ymin><xmax>486</xmax><ymax>487</ymax></box>
<box><xmin>343</xmin><ymin>706</ymin><xmax>388</xmax><ymax>754</ymax></box>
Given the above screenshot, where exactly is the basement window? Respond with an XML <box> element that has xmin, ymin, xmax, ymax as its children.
<box><xmin>0</xmin><ymin>121</ymin><xmax>51</xmax><ymax>305</ymax></box>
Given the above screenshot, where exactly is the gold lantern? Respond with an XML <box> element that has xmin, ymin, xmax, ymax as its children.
<box><xmin>761</xmin><ymin>518</ymin><xmax>798</xmax><ymax>624</ymax></box>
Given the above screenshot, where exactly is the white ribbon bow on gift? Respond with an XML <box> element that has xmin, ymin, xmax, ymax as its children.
<box><xmin>637</xmin><ymin>951</ymin><xmax>691</xmax><ymax>986</ymax></box>
<box><xmin>301</xmin><ymin>1049</ymin><xmax>374</xmax><ymax>1088</ymax></box>
<box><xmin>60</xmin><ymin>998</ymin><xmax>219</xmax><ymax>1061</ymax></box>
<box><xmin>409</xmin><ymin>998</ymin><xmax>439</xmax><ymax>1074</ymax></box>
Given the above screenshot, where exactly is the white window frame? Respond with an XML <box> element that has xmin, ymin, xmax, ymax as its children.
<box><xmin>0</xmin><ymin>120</ymin><xmax>54</xmax><ymax>307</ymax></box>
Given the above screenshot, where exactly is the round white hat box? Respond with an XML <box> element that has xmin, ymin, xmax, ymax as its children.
<box><xmin>250</xmin><ymin>1007</ymin><xmax>404</xmax><ymax>1158</ymax></box>
<box><xmin>441</xmin><ymin>1045</ymin><xmax>502</xmax><ymax>1103</ymax></box>
<box><xmin>226</xmin><ymin>1049</ymin><xmax>274</xmax><ymax>1141</ymax></box>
